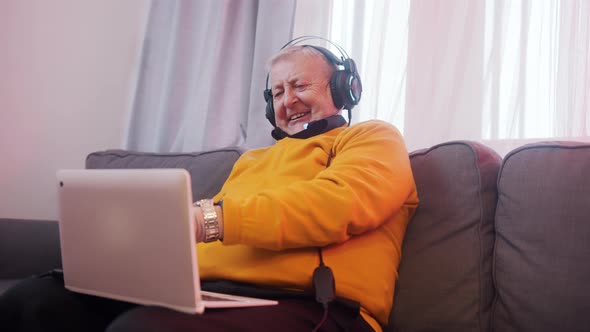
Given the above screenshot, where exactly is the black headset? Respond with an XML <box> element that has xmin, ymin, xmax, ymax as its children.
<box><xmin>264</xmin><ymin>36</ymin><xmax>362</xmax><ymax>127</ymax></box>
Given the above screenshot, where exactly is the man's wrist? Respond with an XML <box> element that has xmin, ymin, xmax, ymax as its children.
<box><xmin>195</xmin><ymin>199</ymin><xmax>220</xmax><ymax>242</ymax></box>
<box><xmin>214</xmin><ymin>203</ymin><xmax>224</xmax><ymax>241</ymax></box>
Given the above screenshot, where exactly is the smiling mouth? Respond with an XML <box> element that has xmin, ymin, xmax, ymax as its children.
<box><xmin>289</xmin><ymin>112</ymin><xmax>310</xmax><ymax>122</ymax></box>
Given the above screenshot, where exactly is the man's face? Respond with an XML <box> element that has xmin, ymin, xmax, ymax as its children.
<box><xmin>269</xmin><ymin>54</ymin><xmax>339</xmax><ymax>135</ymax></box>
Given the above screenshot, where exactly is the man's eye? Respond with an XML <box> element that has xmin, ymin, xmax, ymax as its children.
<box><xmin>273</xmin><ymin>91</ymin><xmax>283</xmax><ymax>99</ymax></box>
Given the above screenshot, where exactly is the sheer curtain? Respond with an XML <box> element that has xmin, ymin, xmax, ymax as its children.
<box><xmin>294</xmin><ymin>0</ymin><xmax>590</xmax><ymax>151</ymax></box>
<box><xmin>483</xmin><ymin>0</ymin><xmax>590</xmax><ymax>139</ymax></box>
<box><xmin>125</xmin><ymin>0</ymin><xmax>295</xmax><ymax>152</ymax></box>
<box><xmin>127</xmin><ymin>0</ymin><xmax>589</xmax><ymax>153</ymax></box>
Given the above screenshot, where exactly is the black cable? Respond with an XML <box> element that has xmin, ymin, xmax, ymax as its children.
<box><xmin>312</xmin><ymin>304</ymin><xmax>329</xmax><ymax>332</ymax></box>
<box><xmin>326</xmin><ymin>149</ymin><xmax>334</xmax><ymax>167</ymax></box>
<box><xmin>347</xmin><ymin>109</ymin><xmax>352</xmax><ymax>127</ymax></box>
<box><xmin>312</xmin><ymin>248</ymin><xmax>335</xmax><ymax>331</ymax></box>
<box><xmin>311</xmin><ymin>148</ymin><xmax>337</xmax><ymax>332</ymax></box>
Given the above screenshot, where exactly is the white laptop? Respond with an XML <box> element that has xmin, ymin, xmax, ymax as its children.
<box><xmin>56</xmin><ymin>168</ymin><xmax>278</xmax><ymax>314</ymax></box>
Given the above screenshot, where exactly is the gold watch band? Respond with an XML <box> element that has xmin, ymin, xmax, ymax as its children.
<box><xmin>196</xmin><ymin>199</ymin><xmax>220</xmax><ymax>242</ymax></box>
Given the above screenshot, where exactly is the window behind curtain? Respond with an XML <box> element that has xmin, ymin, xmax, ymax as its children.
<box><xmin>313</xmin><ymin>0</ymin><xmax>589</xmax><ymax>142</ymax></box>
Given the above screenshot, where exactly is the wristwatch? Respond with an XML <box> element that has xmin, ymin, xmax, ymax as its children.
<box><xmin>195</xmin><ymin>199</ymin><xmax>220</xmax><ymax>242</ymax></box>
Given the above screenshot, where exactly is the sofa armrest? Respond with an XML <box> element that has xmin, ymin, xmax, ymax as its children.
<box><xmin>0</xmin><ymin>218</ymin><xmax>62</xmax><ymax>279</ymax></box>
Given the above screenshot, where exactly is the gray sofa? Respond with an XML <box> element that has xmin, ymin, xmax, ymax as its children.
<box><xmin>1</xmin><ymin>140</ymin><xmax>589</xmax><ymax>332</ymax></box>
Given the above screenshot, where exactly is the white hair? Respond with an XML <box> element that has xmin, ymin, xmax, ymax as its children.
<box><xmin>266</xmin><ymin>45</ymin><xmax>338</xmax><ymax>75</ymax></box>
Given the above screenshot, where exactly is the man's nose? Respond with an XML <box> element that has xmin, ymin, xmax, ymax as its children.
<box><xmin>282</xmin><ymin>88</ymin><xmax>297</xmax><ymax>108</ymax></box>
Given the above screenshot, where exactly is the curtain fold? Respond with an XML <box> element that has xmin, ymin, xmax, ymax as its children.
<box><xmin>403</xmin><ymin>0</ymin><xmax>486</xmax><ymax>151</ymax></box>
<box><xmin>555</xmin><ymin>0</ymin><xmax>590</xmax><ymax>136</ymax></box>
<box><xmin>125</xmin><ymin>0</ymin><xmax>295</xmax><ymax>152</ymax></box>
<box><xmin>481</xmin><ymin>0</ymin><xmax>589</xmax><ymax>141</ymax></box>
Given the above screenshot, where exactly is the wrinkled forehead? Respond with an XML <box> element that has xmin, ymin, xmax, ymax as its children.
<box><xmin>268</xmin><ymin>49</ymin><xmax>334</xmax><ymax>86</ymax></box>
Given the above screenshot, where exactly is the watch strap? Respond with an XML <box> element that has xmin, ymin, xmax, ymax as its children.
<box><xmin>195</xmin><ymin>199</ymin><xmax>220</xmax><ymax>242</ymax></box>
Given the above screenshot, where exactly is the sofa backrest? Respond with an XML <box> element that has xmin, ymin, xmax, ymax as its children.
<box><xmin>492</xmin><ymin>141</ymin><xmax>590</xmax><ymax>332</ymax></box>
<box><xmin>85</xmin><ymin>148</ymin><xmax>243</xmax><ymax>201</ymax></box>
<box><xmin>388</xmin><ymin>141</ymin><xmax>502</xmax><ymax>332</ymax></box>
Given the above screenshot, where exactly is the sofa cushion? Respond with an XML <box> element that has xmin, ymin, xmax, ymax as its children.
<box><xmin>86</xmin><ymin>148</ymin><xmax>243</xmax><ymax>201</ymax></box>
<box><xmin>492</xmin><ymin>141</ymin><xmax>590</xmax><ymax>332</ymax></box>
<box><xmin>389</xmin><ymin>141</ymin><xmax>501</xmax><ymax>332</ymax></box>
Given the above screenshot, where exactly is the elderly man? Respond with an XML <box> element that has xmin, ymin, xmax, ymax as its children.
<box><xmin>0</xmin><ymin>41</ymin><xmax>418</xmax><ymax>332</ymax></box>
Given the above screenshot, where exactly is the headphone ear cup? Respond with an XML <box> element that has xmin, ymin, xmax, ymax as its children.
<box><xmin>344</xmin><ymin>58</ymin><xmax>362</xmax><ymax>107</ymax></box>
<box><xmin>330</xmin><ymin>71</ymin><xmax>346</xmax><ymax>110</ymax></box>
<box><xmin>264</xmin><ymin>89</ymin><xmax>276</xmax><ymax>127</ymax></box>
<box><xmin>330</xmin><ymin>69</ymin><xmax>362</xmax><ymax>110</ymax></box>
<box><xmin>348</xmin><ymin>74</ymin><xmax>362</xmax><ymax>106</ymax></box>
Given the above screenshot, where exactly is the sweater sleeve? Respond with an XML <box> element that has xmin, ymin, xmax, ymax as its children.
<box><xmin>221</xmin><ymin>121</ymin><xmax>416</xmax><ymax>250</ymax></box>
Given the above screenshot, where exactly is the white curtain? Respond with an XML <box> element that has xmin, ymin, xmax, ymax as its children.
<box><xmin>482</xmin><ymin>0</ymin><xmax>590</xmax><ymax>140</ymax></box>
<box><xmin>294</xmin><ymin>0</ymin><xmax>590</xmax><ymax>151</ymax></box>
<box><xmin>127</xmin><ymin>0</ymin><xmax>589</xmax><ymax>153</ymax></box>
<box><xmin>125</xmin><ymin>0</ymin><xmax>296</xmax><ymax>152</ymax></box>
<box><xmin>403</xmin><ymin>0</ymin><xmax>486</xmax><ymax>150</ymax></box>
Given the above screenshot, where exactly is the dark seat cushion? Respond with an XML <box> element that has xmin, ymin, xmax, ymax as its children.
<box><xmin>389</xmin><ymin>141</ymin><xmax>501</xmax><ymax>332</ymax></box>
<box><xmin>0</xmin><ymin>219</ymin><xmax>62</xmax><ymax>279</ymax></box>
<box><xmin>0</xmin><ymin>279</ymin><xmax>20</xmax><ymax>295</ymax></box>
<box><xmin>85</xmin><ymin>148</ymin><xmax>243</xmax><ymax>201</ymax></box>
<box><xmin>492</xmin><ymin>141</ymin><xmax>590</xmax><ymax>332</ymax></box>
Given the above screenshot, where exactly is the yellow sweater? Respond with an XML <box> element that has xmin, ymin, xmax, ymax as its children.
<box><xmin>197</xmin><ymin>120</ymin><xmax>418</xmax><ymax>331</ymax></box>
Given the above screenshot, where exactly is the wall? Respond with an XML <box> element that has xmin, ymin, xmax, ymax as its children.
<box><xmin>0</xmin><ymin>0</ymin><xmax>150</xmax><ymax>221</ymax></box>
